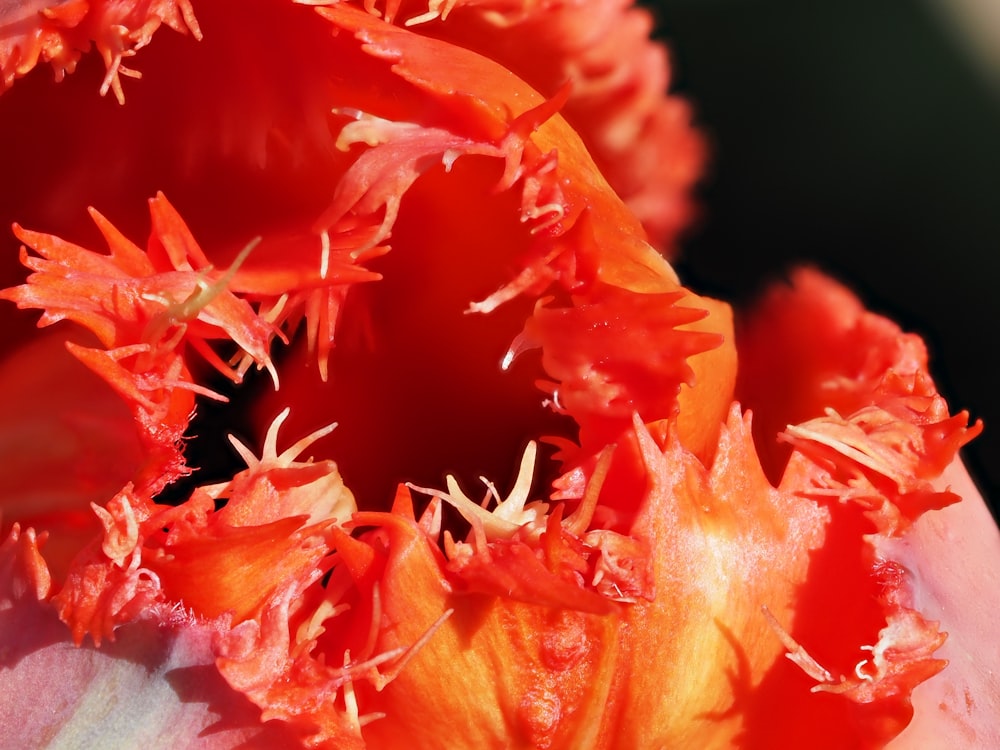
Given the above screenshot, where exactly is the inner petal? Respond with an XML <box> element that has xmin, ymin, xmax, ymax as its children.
<box><xmin>0</xmin><ymin>1</ymin><xmax>349</xmax><ymax>275</ymax></box>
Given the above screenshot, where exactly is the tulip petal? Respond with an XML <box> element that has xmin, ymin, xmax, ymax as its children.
<box><xmin>0</xmin><ymin>0</ymin><xmax>201</xmax><ymax>101</ymax></box>
<box><xmin>886</xmin><ymin>460</ymin><xmax>1000</xmax><ymax>748</ymax></box>
<box><xmin>332</xmin><ymin>0</ymin><xmax>705</xmax><ymax>252</ymax></box>
<box><xmin>0</xmin><ymin>524</ymin><xmax>302</xmax><ymax>749</ymax></box>
<box><xmin>50</xmin><ymin>408</ymin><xmax>356</xmax><ymax>646</ymax></box>
<box><xmin>1</xmin><ymin>194</ymin><xmax>282</xmax><ymax>494</ymax></box>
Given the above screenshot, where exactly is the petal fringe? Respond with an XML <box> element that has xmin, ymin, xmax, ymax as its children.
<box><xmin>0</xmin><ymin>0</ymin><xmax>201</xmax><ymax>102</ymax></box>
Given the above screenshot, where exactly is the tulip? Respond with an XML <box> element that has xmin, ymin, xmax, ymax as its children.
<box><xmin>0</xmin><ymin>1</ymin><xmax>997</xmax><ymax>748</ymax></box>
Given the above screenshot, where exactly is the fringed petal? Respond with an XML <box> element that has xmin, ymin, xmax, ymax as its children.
<box><xmin>885</xmin><ymin>460</ymin><xmax>1000</xmax><ymax>748</ymax></box>
<box><xmin>755</xmin><ymin>387</ymin><xmax>976</xmax><ymax>737</ymax></box>
<box><xmin>328</xmin><ymin>0</ymin><xmax>706</xmax><ymax>253</ymax></box>
<box><xmin>50</xmin><ymin>410</ymin><xmax>355</xmax><ymax>646</ymax></box>
<box><xmin>5</xmin><ymin>524</ymin><xmax>292</xmax><ymax>747</ymax></box>
<box><xmin>0</xmin><ymin>0</ymin><xmax>201</xmax><ymax>101</ymax></box>
<box><xmin>0</xmin><ymin>5</ymin><xmax>991</xmax><ymax>750</ymax></box>
<box><xmin>584</xmin><ymin>410</ymin><xmax>828</xmax><ymax>747</ymax></box>
<box><xmin>214</xmin><ymin>504</ymin><xmax>454</xmax><ymax>749</ymax></box>
<box><xmin>721</xmin><ymin>268</ymin><xmax>984</xmax><ymax>747</ymax></box>
<box><xmin>52</xmin><ymin>485</ymin><xmax>163</xmax><ymax>646</ymax></box>
<box><xmin>407</xmin><ymin>441</ymin><xmax>651</xmax><ymax>611</ymax></box>
<box><xmin>0</xmin><ymin>590</ymin><xmax>302</xmax><ymax>749</ymax></box>
<box><xmin>781</xmin><ymin>392</ymin><xmax>980</xmax><ymax>535</ymax></box>
<box><xmin>349</xmin><ymin>500</ymin><xmax>622</xmax><ymax>749</ymax></box>
<box><xmin>318</xmin><ymin>3</ymin><xmax>679</xmax><ymax>299</ymax></box>
<box><xmin>735</xmin><ymin>267</ymin><xmax>942</xmax><ymax>482</ymax></box>
<box><xmin>1</xmin><ymin>194</ymin><xmax>282</xmax><ymax>494</ymax></box>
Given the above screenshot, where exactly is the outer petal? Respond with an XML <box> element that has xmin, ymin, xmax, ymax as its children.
<box><xmin>250</xmin><ymin>6</ymin><xmax>735</xmax><ymax>499</ymax></box>
<box><xmin>50</xmin><ymin>412</ymin><xmax>355</xmax><ymax>646</ymax></box>
<box><xmin>512</xmin><ymin>281</ymin><xmax>725</xmax><ymax>452</ymax></box>
<box><xmin>0</xmin><ymin>524</ymin><xmax>302</xmax><ymax>749</ymax></box>
<box><xmin>735</xmin><ymin>267</ymin><xmax>943</xmax><ymax>482</ymax></box>
<box><xmin>349</xmin><ymin>401</ymin><xmax>954</xmax><ymax>748</ymax></box>
<box><xmin>352</xmin><ymin>497</ymin><xmax>624</xmax><ymax>749</ymax></box>
<box><xmin>732</xmin><ymin>267</ymin><xmax>987</xmax><ymax>746</ymax></box>
<box><xmin>592</xmin><ymin>411</ymin><xmax>829</xmax><ymax>748</ymax></box>
<box><xmin>0</xmin><ymin>5</ymin><xmax>989</xmax><ymax>750</ymax></box>
<box><xmin>885</xmin><ymin>460</ymin><xmax>1000</xmax><ymax>748</ymax></box>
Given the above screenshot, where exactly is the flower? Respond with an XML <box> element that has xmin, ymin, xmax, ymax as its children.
<box><xmin>0</xmin><ymin>2</ymin><xmax>998</xmax><ymax>749</ymax></box>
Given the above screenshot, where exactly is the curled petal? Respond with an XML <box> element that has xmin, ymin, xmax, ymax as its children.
<box><xmin>736</xmin><ymin>267</ymin><xmax>941</xmax><ymax>481</ymax></box>
<box><xmin>48</xmin><ymin>408</ymin><xmax>355</xmax><ymax>644</ymax></box>
<box><xmin>515</xmin><ymin>283</ymin><xmax>723</xmax><ymax>435</ymax></box>
<box><xmin>781</xmin><ymin>392</ymin><xmax>980</xmax><ymax>535</ymax></box>
<box><xmin>0</xmin><ymin>4</ymin><xmax>990</xmax><ymax>749</ymax></box>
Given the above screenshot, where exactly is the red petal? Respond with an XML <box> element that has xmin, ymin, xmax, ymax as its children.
<box><xmin>0</xmin><ymin>331</ymin><xmax>142</xmax><ymax>579</ymax></box>
<box><xmin>0</xmin><ymin>0</ymin><xmax>200</xmax><ymax>101</ymax></box>
<box><xmin>1</xmin><ymin>195</ymin><xmax>285</xmax><ymax>493</ymax></box>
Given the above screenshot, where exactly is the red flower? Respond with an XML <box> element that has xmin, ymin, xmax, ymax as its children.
<box><xmin>0</xmin><ymin>2</ymin><xmax>997</xmax><ymax>748</ymax></box>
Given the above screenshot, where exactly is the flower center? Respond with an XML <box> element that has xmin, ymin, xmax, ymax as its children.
<box><xmin>253</xmin><ymin>156</ymin><xmax>579</xmax><ymax>510</ymax></box>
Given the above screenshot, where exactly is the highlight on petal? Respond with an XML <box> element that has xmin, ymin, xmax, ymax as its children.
<box><xmin>885</xmin><ymin>460</ymin><xmax>1000</xmax><ymax>748</ymax></box>
<box><xmin>726</xmin><ymin>268</ymin><xmax>985</xmax><ymax>747</ymax></box>
<box><xmin>781</xmin><ymin>391</ymin><xmax>980</xmax><ymax>535</ymax></box>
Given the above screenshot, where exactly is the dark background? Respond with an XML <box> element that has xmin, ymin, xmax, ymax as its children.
<box><xmin>649</xmin><ymin>0</ymin><xmax>1000</xmax><ymax>516</ymax></box>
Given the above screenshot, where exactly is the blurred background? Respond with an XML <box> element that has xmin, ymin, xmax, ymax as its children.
<box><xmin>651</xmin><ymin>0</ymin><xmax>1000</xmax><ymax>516</ymax></box>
